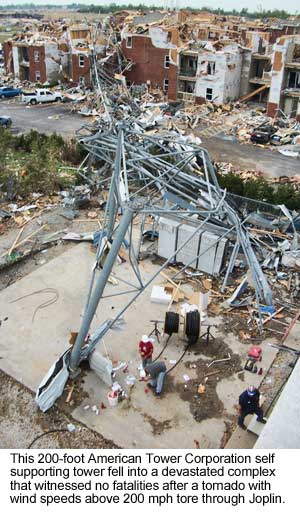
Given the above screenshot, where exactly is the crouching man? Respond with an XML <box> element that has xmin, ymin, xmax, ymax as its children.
<box><xmin>238</xmin><ymin>385</ymin><xmax>265</xmax><ymax>429</ymax></box>
<box><xmin>145</xmin><ymin>361</ymin><xmax>167</xmax><ymax>397</ymax></box>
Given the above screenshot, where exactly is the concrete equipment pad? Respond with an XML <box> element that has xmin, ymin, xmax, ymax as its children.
<box><xmin>255</xmin><ymin>358</ymin><xmax>300</xmax><ymax>449</ymax></box>
<box><xmin>0</xmin><ymin>243</ymin><xmax>278</xmax><ymax>449</ymax></box>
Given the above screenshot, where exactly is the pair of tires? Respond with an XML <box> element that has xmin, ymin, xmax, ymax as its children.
<box><xmin>164</xmin><ymin>310</ymin><xmax>200</xmax><ymax>344</ymax></box>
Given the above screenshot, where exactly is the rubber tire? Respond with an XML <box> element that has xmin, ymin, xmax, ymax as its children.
<box><xmin>30</xmin><ymin>99</ymin><xmax>37</xmax><ymax>105</ymax></box>
<box><xmin>0</xmin><ymin>94</ymin><xmax>5</xmax><ymax>99</ymax></box>
<box><xmin>185</xmin><ymin>311</ymin><xmax>200</xmax><ymax>344</ymax></box>
<box><xmin>164</xmin><ymin>311</ymin><xmax>179</xmax><ymax>335</ymax></box>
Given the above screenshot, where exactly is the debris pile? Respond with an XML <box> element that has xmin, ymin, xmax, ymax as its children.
<box><xmin>230</xmin><ymin>111</ymin><xmax>300</xmax><ymax>152</ymax></box>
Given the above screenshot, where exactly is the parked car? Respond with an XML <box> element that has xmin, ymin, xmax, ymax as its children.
<box><xmin>21</xmin><ymin>88</ymin><xmax>63</xmax><ymax>105</ymax></box>
<box><xmin>0</xmin><ymin>86</ymin><xmax>22</xmax><ymax>99</ymax></box>
<box><xmin>270</xmin><ymin>131</ymin><xmax>300</xmax><ymax>146</ymax></box>
<box><xmin>250</xmin><ymin>124</ymin><xmax>276</xmax><ymax>144</ymax></box>
<box><xmin>0</xmin><ymin>115</ymin><xmax>12</xmax><ymax>127</ymax></box>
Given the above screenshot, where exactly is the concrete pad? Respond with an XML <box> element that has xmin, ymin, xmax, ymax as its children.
<box><xmin>0</xmin><ymin>244</ymin><xmax>96</xmax><ymax>389</ymax></box>
<box><xmin>216</xmin><ymin>329</ymin><xmax>278</xmax><ymax>413</ymax></box>
<box><xmin>0</xmin><ymin>243</ymin><xmax>268</xmax><ymax>448</ymax></box>
<box><xmin>225</xmin><ymin>426</ymin><xmax>258</xmax><ymax>449</ymax></box>
<box><xmin>255</xmin><ymin>358</ymin><xmax>300</xmax><ymax>449</ymax></box>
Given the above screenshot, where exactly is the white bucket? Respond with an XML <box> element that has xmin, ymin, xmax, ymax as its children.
<box><xmin>107</xmin><ymin>393</ymin><xmax>118</xmax><ymax>407</ymax></box>
<box><xmin>126</xmin><ymin>375</ymin><xmax>136</xmax><ymax>387</ymax></box>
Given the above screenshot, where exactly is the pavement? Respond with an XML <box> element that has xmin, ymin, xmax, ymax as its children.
<box><xmin>0</xmin><ymin>242</ymin><xmax>278</xmax><ymax>449</ymax></box>
<box><xmin>254</xmin><ymin>356</ymin><xmax>300</xmax><ymax>449</ymax></box>
<box><xmin>0</xmin><ymin>98</ymin><xmax>90</xmax><ymax>137</ymax></box>
<box><xmin>1</xmin><ymin>98</ymin><xmax>299</xmax><ymax>179</ymax></box>
<box><xmin>202</xmin><ymin>133</ymin><xmax>300</xmax><ymax>179</ymax></box>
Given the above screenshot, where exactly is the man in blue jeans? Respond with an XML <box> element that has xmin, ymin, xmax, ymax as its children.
<box><xmin>145</xmin><ymin>361</ymin><xmax>167</xmax><ymax>396</ymax></box>
<box><xmin>238</xmin><ymin>385</ymin><xmax>265</xmax><ymax>429</ymax></box>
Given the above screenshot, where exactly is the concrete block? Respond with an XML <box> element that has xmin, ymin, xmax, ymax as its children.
<box><xmin>150</xmin><ymin>285</ymin><xmax>171</xmax><ymax>304</ymax></box>
<box><xmin>89</xmin><ymin>350</ymin><xmax>113</xmax><ymax>387</ymax></box>
<box><xmin>247</xmin><ymin>415</ymin><xmax>267</xmax><ymax>436</ymax></box>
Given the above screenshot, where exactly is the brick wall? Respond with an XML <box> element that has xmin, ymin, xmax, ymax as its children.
<box><xmin>121</xmin><ymin>35</ymin><xmax>178</xmax><ymax>100</ymax></box>
<box><xmin>71</xmin><ymin>53</ymin><xmax>91</xmax><ymax>86</ymax></box>
<box><xmin>3</xmin><ymin>41</ymin><xmax>13</xmax><ymax>74</ymax></box>
<box><xmin>28</xmin><ymin>46</ymin><xmax>46</xmax><ymax>83</ymax></box>
<box><xmin>267</xmin><ymin>101</ymin><xmax>278</xmax><ymax>117</ymax></box>
<box><xmin>195</xmin><ymin>96</ymin><xmax>206</xmax><ymax>105</ymax></box>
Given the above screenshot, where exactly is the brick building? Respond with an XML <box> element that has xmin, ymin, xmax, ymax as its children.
<box><xmin>2</xmin><ymin>22</ymin><xmax>106</xmax><ymax>86</ymax></box>
<box><xmin>121</xmin><ymin>27</ymin><xmax>179</xmax><ymax>101</ymax></box>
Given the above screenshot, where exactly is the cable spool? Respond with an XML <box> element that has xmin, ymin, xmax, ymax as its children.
<box><xmin>185</xmin><ymin>310</ymin><xmax>200</xmax><ymax>344</ymax></box>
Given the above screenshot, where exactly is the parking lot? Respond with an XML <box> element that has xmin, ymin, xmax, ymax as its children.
<box><xmin>0</xmin><ymin>98</ymin><xmax>90</xmax><ymax>137</ymax></box>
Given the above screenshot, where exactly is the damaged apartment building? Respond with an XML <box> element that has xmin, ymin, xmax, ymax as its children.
<box><xmin>120</xmin><ymin>11</ymin><xmax>300</xmax><ymax>116</ymax></box>
<box><xmin>267</xmin><ymin>35</ymin><xmax>300</xmax><ymax>120</ymax></box>
<box><xmin>121</xmin><ymin>21</ymin><xmax>251</xmax><ymax>104</ymax></box>
<box><xmin>3</xmin><ymin>22</ymin><xmax>106</xmax><ymax>86</ymax></box>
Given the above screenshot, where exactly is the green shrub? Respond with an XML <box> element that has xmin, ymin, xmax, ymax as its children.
<box><xmin>0</xmin><ymin>129</ymin><xmax>82</xmax><ymax>198</ymax></box>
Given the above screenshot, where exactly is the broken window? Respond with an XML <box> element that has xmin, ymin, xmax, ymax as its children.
<box><xmin>164</xmin><ymin>55</ymin><xmax>170</xmax><ymax>68</ymax></box>
<box><xmin>163</xmin><ymin>79</ymin><xmax>169</xmax><ymax>91</ymax></box>
<box><xmin>185</xmin><ymin>81</ymin><xmax>195</xmax><ymax>93</ymax></box>
<box><xmin>35</xmin><ymin>70</ymin><xmax>41</xmax><ymax>82</ymax></box>
<box><xmin>292</xmin><ymin>44</ymin><xmax>300</xmax><ymax>62</ymax></box>
<box><xmin>288</xmin><ymin>71</ymin><xmax>300</xmax><ymax>89</ymax></box>
<box><xmin>126</xmin><ymin>36</ymin><xmax>132</xmax><ymax>49</ymax></box>
<box><xmin>188</xmin><ymin>58</ymin><xmax>196</xmax><ymax>69</ymax></box>
<box><xmin>79</xmin><ymin>76</ymin><xmax>85</xmax><ymax>86</ymax></box>
<box><xmin>79</xmin><ymin>55</ymin><xmax>85</xmax><ymax>68</ymax></box>
<box><xmin>207</xmin><ymin>62</ymin><xmax>216</xmax><ymax>75</ymax></box>
<box><xmin>206</xmin><ymin>87</ymin><xmax>213</xmax><ymax>100</ymax></box>
<box><xmin>34</xmin><ymin>50</ymin><xmax>39</xmax><ymax>63</ymax></box>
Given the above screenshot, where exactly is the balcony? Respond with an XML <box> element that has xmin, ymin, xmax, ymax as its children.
<box><xmin>285</xmin><ymin>61</ymin><xmax>300</xmax><ymax>69</ymax></box>
<box><xmin>252</xmin><ymin>53</ymin><xmax>271</xmax><ymax>60</ymax></box>
<box><xmin>249</xmin><ymin>73</ymin><xmax>271</xmax><ymax>85</ymax></box>
<box><xmin>178</xmin><ymin>68</ymin><xmax>197</xmax><ymax>79</ymax></box>
<box><xmin>283</xmin><ymin>88</ymin><xmax>300</xmax><ymax>97</ymax></box>
<box><xmin>177</xmin><ymin>91</ymin><xmax>195</xmax><ymax>102</ymax></box>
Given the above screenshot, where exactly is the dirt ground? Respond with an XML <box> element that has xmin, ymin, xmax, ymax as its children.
<box><xmin>175</xmin><ymin>338</ymin><xmax>242</xmax><ymax>424</ymax></box>
<box><xmin>0</xmin><ymin>370</ymin><xmax>118</xmax><ymax>449</ymax></box>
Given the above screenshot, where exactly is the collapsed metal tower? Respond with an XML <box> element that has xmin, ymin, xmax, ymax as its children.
<box><xmin>36</xmin><ymin>58</ymin><xmax>274</xmax><ymax>411</ymax></box>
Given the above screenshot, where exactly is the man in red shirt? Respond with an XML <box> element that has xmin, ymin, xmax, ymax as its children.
<box><xmin>139</xmin><ymin>335</ymin><xmax>153</xmax><ymax>368</ymax></box>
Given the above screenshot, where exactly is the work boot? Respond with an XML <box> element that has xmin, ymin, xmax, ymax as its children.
<box><xmin>238</xmin><ymin>423</ymin><xmax>247</xmax><ymax>430</ymax></box>
<box><xmin>147</xmin><ymin>382</ymin><xmax>155</xmax><ymax>389</ymax></box>
<box><xmin>257</xmin><ymin>418</ymin><xmax>266</xmax><ymax>424</ymax></box>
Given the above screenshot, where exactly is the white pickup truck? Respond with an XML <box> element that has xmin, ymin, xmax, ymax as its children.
<box><xmin>21</xmin><ymin>88</ymin><xmax>63</xmax><ymax>105</ymax></box>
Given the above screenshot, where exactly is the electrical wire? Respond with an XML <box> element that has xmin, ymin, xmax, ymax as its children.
<box><xmin>27</xmin><ymin>429</ymin><xmax>69</xmax><ymax>449</ymax></box>
<box><xmin>10</xmin><ymin>288</ymin><xmax>59</xmax><ymax>322</ymax></box>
